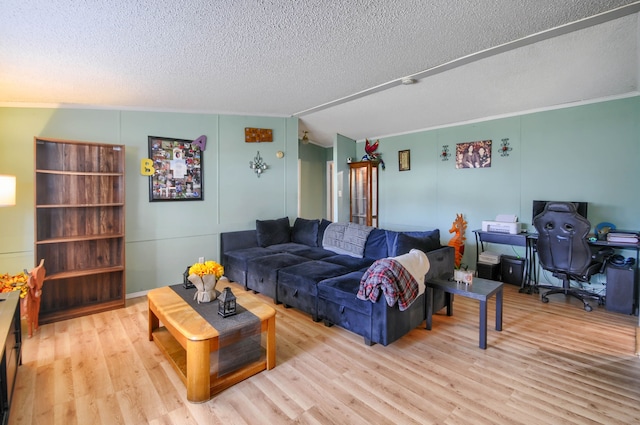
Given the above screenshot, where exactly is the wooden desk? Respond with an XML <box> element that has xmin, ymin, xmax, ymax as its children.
<box><xmin>473</xmin><ymin>229</ymin><xmax>536</xmax><ymax>293</ymax></box>
<box><xmin>425</xmin><ymin>277</ymin><xmax>503</xmax><ymax>349</ymax></box>
<box><xmin>0</xmin><ymin>291</ymin><xmax>21</xmax><ymax>424</ymax></box>
<box><xmin>148</xmin><ymin>286</ymin><xmax>276</xmax><ymax>403</ymax></box>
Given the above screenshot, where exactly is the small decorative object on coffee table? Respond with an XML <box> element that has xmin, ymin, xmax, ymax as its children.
<box><xmin>218</xmin><ymin>287</ymin><xmax>237</xmax><ymax>317</ymax></box>
<box><xmin>183</xmin><ymin>266</ymin><xmax>194</xmax><ymax>289</ymax></box>
<box><xmin>187</xmin><ymin>260</ymin><xmax>224</xmax><ymax>303</ymax></box>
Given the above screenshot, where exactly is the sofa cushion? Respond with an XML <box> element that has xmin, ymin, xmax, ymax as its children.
<box><xmin>323</xmin><ymin>255</ymin><xmax>375</xmax><ymax>271</ymax></box>
<box><xmin>224</xmin><ymin>246</ymin><xmax>275</xmax><ymax>286</ymax></box>
<box><xmin>363</xmin><ymin>228</ymin><xmax>388</xmax><ymax>259</ymax></box>
<box><xmin>277</xmin><ymin>261</ymin><xmax>350</xmax><ymax>320</ymax></box>
<box><xmin>256</xmin><ymin>217</ymin><xmax>291</xmax><ymax>247</ymax></box>
<box><xmin>317</xmin><ymin>271</ymin><xmax>371</xmax><ymax>315</ymax></box>
<box><xmin>292</xmin><ymin>218</ymin><xmax>319</xmax><ymax>247</ymax></box>
<box><xmin>246</xmin><ymin>253</ymin><xmax>311</xmax><ymax>300</ymax></box>
<box><xmin>387</xmin><ymin>229</ymin><xmax>441</xmax><ymax>256</ymax></box>
<box><xmin>266</xmin><ymin>243</ymin><xmax>334</xmax><ymax>260</ymax></box>
<box><xmin>317</xmin><ymin>219</ymin><xmax>332</xmax><ymax>247</ymax></box>
<box><xmin>395</xmin><ymin>231</ymin><xmax>441</xmax><ymax>256</ymax></box>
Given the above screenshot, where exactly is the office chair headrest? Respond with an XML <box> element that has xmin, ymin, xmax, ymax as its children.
<box><xmin>544</xmin><ymin>202</ymin><xmax>577</xmax><ymax>213</ymax></box>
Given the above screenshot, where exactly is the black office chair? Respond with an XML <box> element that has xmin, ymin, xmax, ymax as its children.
<box><xmin>533</xmin><ymin>202</ymin><xmax>612</xmax><ymax>311</ymax></box>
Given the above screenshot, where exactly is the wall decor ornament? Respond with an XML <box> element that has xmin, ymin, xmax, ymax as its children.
<box><xmin>455</xmin><ymin>140</ymin><xmax>492</xmax><ymax>169</ymax></box>
<box><xmin>500</xmin><ymin>138</ymin><xmax>512</xmax><ymax>156</ymax></box>
<box><xmin>192</xmin><ymin>135</ymin><xmax>207</xmax><ymax>151</ymax></box>
<box><xmin>398</xmin><ymin>149</ymin><xmax>410</xmax><ymax>171</ymax></box>
<box><xmin>362</xmin><ymin>139</ymin><xmax>385</xmax><ymax>169</ymax></box>
<box><xmin>148</xmin><ymin>136</ymin><xmax>203</xmax><ymax>201</ymax></box>
<box><xmin>249</xmin><ymin>151</ymin><xmax>268</xmax><ymax>177</ymax></box>
<box><xmin>441</xmin><ymin>145</ymin><xmax>451</xmax><ymax>161</ymax></box>
<box><xmin>245</xmin><ymin>127</ymin><xmax>273</xmax><ymax>143</ymax></box>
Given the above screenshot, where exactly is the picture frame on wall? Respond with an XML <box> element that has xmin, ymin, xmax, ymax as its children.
<box><xmin>399</xmin><ymin>149</ymin><xmax>410</xmax><ymax>171</ymax></box>
<box><xmin>148</xmin><ymin>136</ymin><xmax>203</xmax><ymax>201</ymax></box>
<box><xmin>455</xmin><ymin>140</ymin><xmax>492</xmax><ymax>169</ymax></box>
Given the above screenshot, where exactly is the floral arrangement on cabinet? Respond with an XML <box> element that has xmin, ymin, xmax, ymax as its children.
<box><xmin>188</xmin><ymin>260</ymin><xmax>224</xmax><ymax>303</ymax></box>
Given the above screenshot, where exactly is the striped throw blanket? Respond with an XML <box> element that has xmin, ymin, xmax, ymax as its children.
<box><xmin>357</xmin><ymin>258</ymin><xmax>419</xmax><ymax>311</ymax></box>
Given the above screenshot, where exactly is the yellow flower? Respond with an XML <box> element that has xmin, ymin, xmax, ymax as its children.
<box><xmin>189</xmin><ymin>260</ymin><xmax>224</xmax><ymax>279</ymax></box>
<box><xmin>0</xmin><ymin>271</ymin><xmax>29</xmax><ymax>297</ymax></box>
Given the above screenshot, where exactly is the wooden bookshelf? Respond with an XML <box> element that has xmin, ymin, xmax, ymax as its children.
<box><xmin>34</xmin><ymin>137</ymin><xmax>126</xmax><ymax>323</ymax></box>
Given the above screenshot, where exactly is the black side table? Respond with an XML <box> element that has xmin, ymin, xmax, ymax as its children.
<box><xmin>426</xmin><ymin>276</ymin><xmax>503</xmax><ymax>349</ymax></box>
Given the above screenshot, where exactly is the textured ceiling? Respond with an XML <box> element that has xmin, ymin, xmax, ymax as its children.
<box><xmin>1</xmin><ymin>1</ymin><xmax>639</xmax><ymax>147</ymax></box>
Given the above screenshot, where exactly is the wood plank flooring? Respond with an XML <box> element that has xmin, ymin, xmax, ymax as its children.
<box><xmin>8</xmin><ymin>282</ymin><xmax>640</xmax><ymax>425</ymax></box>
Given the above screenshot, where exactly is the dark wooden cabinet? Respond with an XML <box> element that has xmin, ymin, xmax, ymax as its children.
<box><xmin>349</xmin><ymin>161</ymin><xmax>378</xmax><ymax>227</ymax></box>
<box><xmin>0</xmin><ymin>291</ymin><xmax>21</xmax><ymax>425</ymax></box>
<box><xmin>34</xmin><ymin>138</ymin><xmax>126</xmax><ymax>323</ymax></box>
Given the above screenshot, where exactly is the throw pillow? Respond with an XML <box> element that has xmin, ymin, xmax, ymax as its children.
<box><xmin>395</xmin><ymin>231</ymin><xmax>441</xmax><ymax>256</ymax></box>
<box><xmin>256</xmin><ymin>217</ymin><xmax>291</xmax><ymax>247</ymax></box>
<box><xmin>317</xmin><ymin>219</ymin><xmax>332</xmax><ymax>247</ymax></box>
<box><xmin>363</xmin><ymin>228</ymin><xmax>388</xmax><ymax>259</ymax></box>
<box><xmin>292</xmin><ymin>218</ymin><xmax>319</xmax><ymax>247</ymax></box>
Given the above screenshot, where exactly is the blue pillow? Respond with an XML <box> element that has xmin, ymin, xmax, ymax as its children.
<box><xmin>363</xmin><ymin>228</ymin><xmax>388</xmax><ymax>259</ymax></box>
<box><xmin>317</xmin><ymin>219</ymin><xmax>332</xmax><ymax>247</ymax></box>
<box><xmin>292</xmin><ymin>218</ymin><xmax>319</xmax><ymax>247</ymax></box>
<box><xmin>256</xmin><ymin>217</ymin><xmax>291</xmax><ymax>247</ymax></box>
<box><xmin>385</xmin><ymin>230</ymin><xmax>400</xmax><ymax>256</ymax></box>
<box><xmin>395</xmin><ymin>230</ymin><xmax>441</xmax><ymax>256</ymax></box>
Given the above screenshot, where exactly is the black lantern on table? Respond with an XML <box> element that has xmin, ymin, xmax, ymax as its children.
<box><xmin>218</xmin><ymin>286</ymin><xmax>237</xmax><ymax>317</ymax></box>
<box><xmin>183</xmin><ymin>266</ymin><xmax>194</xmax><ymax>289</ymax></box>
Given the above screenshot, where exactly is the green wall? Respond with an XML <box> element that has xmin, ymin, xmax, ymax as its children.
<box><xmin>0</xmin><ymin>107</ymin><xmax>298</xmax><ymax>294</ymax></box>
<box><xmin>1</xmin><ymin>96</ymin><xmax>638</xmax><ymax>294</ymax></box>
<box><xmin>334</xmin><ymin>133</ymin><xmax>356</xmax><ymax>222</ymax></box>
<box><xmin>353</xmin><ymin>96</ymin><xmax>640</xmax><ymax>269</ymax></box>
<box><xmin>298</xmin><ymin>141</ymin><xmax>327</xmax><ymax>219</ymax></box>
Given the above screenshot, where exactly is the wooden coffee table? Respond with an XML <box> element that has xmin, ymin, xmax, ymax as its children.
<box><xmin>148</xmin><ymin>285</ymin><xmax>276</xmax><ymax>402</ymax></box>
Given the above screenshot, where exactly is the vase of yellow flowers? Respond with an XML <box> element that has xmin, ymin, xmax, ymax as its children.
<box><xmin>188</xmin><ymin>260</ymin><xmax>224</xmax><ymax>303</ymax></box>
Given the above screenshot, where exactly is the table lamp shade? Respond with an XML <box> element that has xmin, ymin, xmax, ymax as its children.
<box><xmin>0</xmin><ymin>175</ymin><xmax>16</xmax><ymax>207</ymax></box>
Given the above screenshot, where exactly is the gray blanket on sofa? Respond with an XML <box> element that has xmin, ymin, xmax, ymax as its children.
<box><xmin>322</xmin><ymin>222</ymin><xmax>374</xmax><ymax>258</ymax></box>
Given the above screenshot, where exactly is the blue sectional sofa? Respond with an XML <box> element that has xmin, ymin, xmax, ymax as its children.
<box><xmin>221</xmin><ymin>217</ymin><xmax>454</xmax><ymax>346</ymax></box>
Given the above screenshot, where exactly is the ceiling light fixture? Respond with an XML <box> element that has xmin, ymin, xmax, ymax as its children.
<box><xmin>401</xmin><ymin>77</ymin><xmax>417</xmax><ymax>85</ymax></box>
<box><xmin>300</xmin><ymin>131</ymin><xmax>310</xmax><ymax>144</ymax></box>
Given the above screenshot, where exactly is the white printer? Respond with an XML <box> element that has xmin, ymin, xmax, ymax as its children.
<box><xmin>481</xmin><ymin>214</ymin><xmax>524</xmax><ymax>235</ymax></box>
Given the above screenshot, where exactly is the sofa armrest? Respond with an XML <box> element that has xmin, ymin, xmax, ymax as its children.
<box><xmin>220</xmin><ymin>230</ymin><xmax>258</xmax><ymax>257</ymax></box>
<box><xmin>425</xmin><ymin>246</ymin><xmax>455</xmax><ymax>281</ymax></box>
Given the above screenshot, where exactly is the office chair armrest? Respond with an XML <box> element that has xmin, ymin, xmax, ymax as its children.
<box><xmin>593</xmin><ymin>247</ymin><xmax>614</xmax><ymax>274</ymax></box>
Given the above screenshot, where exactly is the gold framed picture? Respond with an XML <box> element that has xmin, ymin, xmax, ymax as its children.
<box><xmin>399</xmin><ymin>149</ymin><xmax>410</xmax><ymax>171</ymax></box>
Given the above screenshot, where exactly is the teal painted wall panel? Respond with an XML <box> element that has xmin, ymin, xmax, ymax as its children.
<box><xmin>0</xmin><ymin>107</ymin><xmax>299</xmax><ymax>293</ymax></box>
<box><xmin>299</xmin><ymin>141</ymin><xmax>326</xmax><ymax>219</ymax></box>
<box><xmin>520</xmin><ymin>97</ymin><xmax>640</xmax><ymax>227</ymax></box>
<box><xmin>0</xmin><ymin>96</ymin><xmax>637</xmax><ymax>292</ymax></box>
<box><xmin>357</xmin><ymin>97</ymin><xmax>639</xmax><ymax>269</ymax></box>
<box><xmin>120</xmin><ymin>111</ymin><xmax>220</xmax><ymax>242</ymax></box>
<box><xmin>334</xmin><ymin>134</ymin><xmax>356</xmax><ymax>222</ymax></box>
<box><xmin>127</xmin><ymin>235</ymin><xmax>216</xmax><ymax>294</ymax></box>
<box><xmin>374</xmin><ymin>131</ymin><xmax>440</xmax><ymax>230</ymax></box>
<box><xmin>218</xmin><ymin>115</ymin><xmax>296</xmax><ymax>228</ymax></box>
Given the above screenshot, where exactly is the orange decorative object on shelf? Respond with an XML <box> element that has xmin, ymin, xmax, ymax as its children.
<box><xmin>448</xmin><ymin>214</ymin><xmax>467</xmax><ymax>269</ymax></box>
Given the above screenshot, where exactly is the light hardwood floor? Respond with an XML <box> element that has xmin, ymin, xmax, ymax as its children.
<box><xmin>8</xmin><ymin>282</ymin><xmax>640</xmax><ymax>425</ymax></box>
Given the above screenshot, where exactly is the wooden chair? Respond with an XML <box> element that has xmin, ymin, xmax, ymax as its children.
<box><xmin>22</xmin><ymin>259</ymin><xmax>45</xmax><ymax>337</ymax></box>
